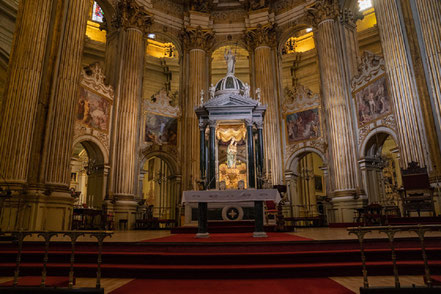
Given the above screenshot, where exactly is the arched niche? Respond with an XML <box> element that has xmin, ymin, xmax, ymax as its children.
<box><xmin>359</xmin><ymin>128</ymin><xmax>402</xmax><ymax>206</ymax></box>
<box><xmin>70</xmin><ymin>138</ymin><xmax>109</xmax><ymax>209</ymax></box>
<box><xmin>285</xmin><ymin>148</ymin><xmax>328</xmax><ymax>220</ymax></box>
<box><xmin>210</xmin><ymin>44</ymin><xmax>250</xmax><ymax>90</ymax></box>
<box><xmin>139</xmin><ymin>151</ymin><xmax>181</xmax><ymax>225</ymax></box>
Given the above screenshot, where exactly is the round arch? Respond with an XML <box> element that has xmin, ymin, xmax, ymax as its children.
<box><xmin>360</xmin><ymin>127</ymin><xmax>398</xmax><ymax>158</ymax></box>
<box><xmin>210</xmin><ymin>40</ymin><xmax>250</xmax><ymax>56</ymax></box>
<box><xmin>146</xmin><ymin>30</ymin><xmax>183</xmax><ymax>59</ymax></box>
<box><xmin>277</xmin><ymin>23</ymin><xmax>312</xmax><ymax>56</ymax></box>
<box><xmin>95</xmin><ymin>0</ymin><xmax>115</xmax><ymax>21</ymax></box>
<box><xmin>72</xmin><ymin>135</ymin><xmax>109</xmax><ymax>164</ymax></box>
<box><xmin>140</xmin><ymin>150</ymin><xmax>179</xmax><ymax>176</ymax></box>
<box><xmin>286</xmin><ymin>147</ymin><xmax>326</xmax><ymax>174</ymax></box>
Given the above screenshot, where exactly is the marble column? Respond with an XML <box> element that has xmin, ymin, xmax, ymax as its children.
<box><xmin>308</xmin><ymin>1</ymin><xmax>358</xmax><ymax>197</ymax></box>
<box><xmin>0</xmin><ymin>0</ymin><xmax>54</xmax><ymax>186</ymax></box>
<box><xmin>199</xmin><ymin>122</ymin><xmax>206</xmax><ymax>183</ymax></box>
<box><xmin>411</xmin><ymin>0</ymin><xmax>441</xmax><ymax>173</ymax></box>
<box><xmin>372</xmin><ymin>0</ymin><xmax>430</xmax><ymax>169</ymax></box>
<box><xmin>208</xmin><ymin>121</ymin><xmax>216</xmax><ymax>189</ymax></box>
<box><xmin>245</xmin><ymin>24</ymin><xmax>283</xmax><ymax>185</ymax></box>
<box><xmin>181</xmin><ymin>27</ymin><xmax>214</xmax><ymax>190</ymax></box>
<box><xmin>111</xmin><ymin>1</ymin><xmax>151</xmax><ymax>202</ymax></box>
<box><xmin>246</xmin><ymin>120</ymin><xmax>256</xmax><ymax>188</ymax></box>
<box><xmin>41</xmin><ymin>0</ymin><xmax>91</xmax><ymax>191</ymax></box>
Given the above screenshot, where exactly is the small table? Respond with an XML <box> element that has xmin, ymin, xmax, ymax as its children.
<box><xmin>182</xmin><ymin>189</ymin><xmax>281</xmax><ymax>238</ymax></box>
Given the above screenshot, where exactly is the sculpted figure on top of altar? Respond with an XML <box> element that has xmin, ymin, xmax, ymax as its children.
<box><xmin>224</xmin><ymin>49</ymin><xmax>236</xmax><ymax>75</ymax></box>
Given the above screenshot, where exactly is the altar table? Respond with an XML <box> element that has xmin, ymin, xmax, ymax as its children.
<box><xmin>182</xmin><ymin>189</ymin><xmax>281</xmax><ymax>238</ymax></box>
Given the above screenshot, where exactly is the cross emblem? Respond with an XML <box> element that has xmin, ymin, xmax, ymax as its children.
<box><xmin>227</xmin><ymin>208</ymin><xmax>239</xmax><ymax>220</ymax></box>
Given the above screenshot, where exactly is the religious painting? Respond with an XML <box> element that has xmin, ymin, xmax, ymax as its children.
<box><xmin>314</xmin><ymin>175</ymin><xmax>323</xmax><ymax>192</ymax></box>
<box><xmin>285</xmin><ymin>108</ymin><xmax>320</xmax><ymax>144</ymax></box>
<box><xmin>354</xmin><ymin>75</ymin><xmax>392</xmax><ymax>126</ymax></box>
<box><xmin>145</xmin><ymin>113</ymin><xmax>177</xmax><ymax>145</ymax></box>
<box><xmin>77</xmin><ymin>86</ymin><xmax>111</xmax><ymax>133</ymax></box>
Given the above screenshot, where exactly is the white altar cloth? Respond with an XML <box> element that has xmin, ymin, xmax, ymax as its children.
<box><xmin>181</xmin><ymin>189</ymin><xmax>281</xmax><ymax>204</ymax></box>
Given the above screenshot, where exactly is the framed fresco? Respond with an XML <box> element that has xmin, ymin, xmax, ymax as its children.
<box><xmin>285</xmin><ymin>107</ymin><xmax>321</xmax><ymax>144</ymax></box>
<box><xmin>354</xmin><ymin>75</ymin><xmax>392</xmax><ymax>126</ymax></box>
<box><xmin>77</xmin><ymin>86</ymin><xmax>112</xmax><ymax>133</ymax></box>
<box><xmin>145</xmin><ymin>113</ymin><xmax>178</xmax><ymax>145</ymax></box>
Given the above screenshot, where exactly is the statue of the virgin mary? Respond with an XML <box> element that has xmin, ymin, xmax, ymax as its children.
<box><xmin>224</xmin><ymin>48</ymin><xmax>236</xmax><ymax>75</ymax></box>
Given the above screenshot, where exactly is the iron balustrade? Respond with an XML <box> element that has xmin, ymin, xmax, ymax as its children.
<box><xmin>347</xmin><ymin>224</ymin><xmax>441</xmax><ymax>291</ymax></box>
<box><xmin>0</xmin><ymin>230</ymin><xmax>113</xmax><ymax>292</ymax></box>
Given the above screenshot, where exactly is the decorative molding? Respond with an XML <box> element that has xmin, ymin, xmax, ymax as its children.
<box><xmin>358</xmin><ymin>114</ymin><xmax>397</xmax><ymax>146</ymax></box>
<box><xmin>282</xmin><ymin>84</ymin><xmax>320</xmax><ymax>115</ymax></box>
<box><xmin>351</xmin><ymin>51</ymin><xmax>386</xmax><ymax>90</ymax></box>
<box><xmin>244</xmin><ymin>23</ymin><xmax>278</xmax><ymax>49</ymax></box>
<box><xmin>181</xmin><ymin>26</ymin><xmax>215</xmax><ymax>51</ymax></box>
<box><xmin>81</xmin><ymin>63</ymin><xmax>114</xmax><ymax>99</ymax></box>
<box><xmin>143</xmin><ymin>88</ymin><xmax>181</xmax><ymax>117</ymax></box>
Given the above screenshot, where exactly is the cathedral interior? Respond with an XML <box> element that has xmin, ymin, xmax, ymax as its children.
<box><xmin>0</xmin><ymin>0</ymin><xmax>440</xmax><ymax>232</ymax></box>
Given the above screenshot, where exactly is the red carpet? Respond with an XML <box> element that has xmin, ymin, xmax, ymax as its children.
<box><xmin>109</xmin><ymin>278</ymin><xmax>354</xmax><ymax>294</ymax></box>
<box><xmin>143</xmin><ymin>232</ymin><xmax>312</xmax><ymax>243</ymax></box>
<box><xmin>0</xmin><ymin>276</ymin><xmax>72</xmax><ymax>287</ymax></box>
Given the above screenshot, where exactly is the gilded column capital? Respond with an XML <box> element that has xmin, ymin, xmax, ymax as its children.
<box><xmin>306</xmin><ymin>0</ymin><xmax>340</xmax><ymax>26</ymax></box>
<box><xmin>181</xmin><ymin>26</ymin><xmax>215</xmax><ymax>52</ymax></box>
<box><xmin>244</xmin><ymin>23</ymin><xmax>278</xmax><ymax>50</ymax></box>
<box><xmin>110</xmin><ymin>0</ymin><xmax>152</xmax><ymax>36</ymax></box>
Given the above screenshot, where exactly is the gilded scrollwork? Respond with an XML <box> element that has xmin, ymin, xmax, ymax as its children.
<box><xmin>352</xmin><ymin>51</ymin><xmax>386</xmax><ymax>90</ymax></box>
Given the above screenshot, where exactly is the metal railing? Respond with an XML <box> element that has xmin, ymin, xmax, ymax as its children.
<box><xmin>347</xmin><ymin>224</ymin><xmax>441</xmax><ymax>290</ymax></box>
<box><xmin>0</xmin><ymin>230</ymin><xmax>113</xmax><ymax>290</ymax></box>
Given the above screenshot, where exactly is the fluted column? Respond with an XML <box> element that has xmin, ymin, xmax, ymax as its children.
<box><xmin>181</xmin><ymin>27</ymin><xmax>214</xmax><ymax>190</ymax></box>
<box><xmin>309</xmin><ymin>1</ymin><xmax>358</xmax><ymax>197</ymax></box>
<box><xmin>372</xmin><ymin>0</ymin><xmax>430</xmax><ymax>169</ymax></box>
<box><xmin>110</xmin><ymin>1</ymin><xmax>151</xmax><ymax>201</ymax></box>
<box><xmin>42</xmin><ymin>0</ymin><xmax>91</xmax><ymax>190</ymax></box>
<box><xmin>0</xmin><ymin>0</ymin><xmax>53</xmax><ymax>186</ymax></box>
<box><xmin>245</xmin><ymin>24</ymin><xmax>283</xmax><ymax>185</ymax></box>
<box><xmin>411</xmin><ymin>0</ymin><xmax>441</xmax><ymax>169</ymax></box>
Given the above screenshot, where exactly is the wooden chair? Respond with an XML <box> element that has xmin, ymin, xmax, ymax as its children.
<box><xmin>363</xmin><ymin>203</ymin><xmax>384</xmax><ymax>226</ymax></box>
<box><xmin>399</xmin><ymin>161</ymin><xmax>435</xmax><ymax>217</ymax></box>
<box><xmin>264</xmin><ymin>201</ymin><xmax>278</xmax><ymax>224</ymax></box>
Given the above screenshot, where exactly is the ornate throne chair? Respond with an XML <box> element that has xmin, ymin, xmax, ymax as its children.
<box><xmin>399</xmin><ymin>162</ymin><xmax>435</xmax><ymax>217</ymax></box>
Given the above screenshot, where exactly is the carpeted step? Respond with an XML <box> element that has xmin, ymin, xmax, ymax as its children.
<box><xmin>1</xmin><ymin>260</ymin><xmax>441</xmax><ymax>279</ymax></box>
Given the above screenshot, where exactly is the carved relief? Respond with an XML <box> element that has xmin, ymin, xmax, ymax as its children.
<box><xmin>352</xmin><ymin>51</ymin><xmax>386</xmax><ymax>90</ymax></box>
<box><xmin>282</xmin><ymin>84</ymin><xmax>320</xmax><ymax>115</ymax></box>
<box><xmin>244</xmin><ymin>23</ymin><xmax>278</xmax><ymax>49</ymax></box>
<box><xmin>181</xmin><ymin>26</ymin><xmax>215</xmax><ymax>51</ymax></box>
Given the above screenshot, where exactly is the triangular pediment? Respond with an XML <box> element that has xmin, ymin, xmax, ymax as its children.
<box><xmin>204</xmin><ymin>93</ymin><xmax>259</xmax><ymax>108</ymax></box>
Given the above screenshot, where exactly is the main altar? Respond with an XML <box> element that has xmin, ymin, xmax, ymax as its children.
<box><xmin>182</xmin><ymin>50</ymin><xmax>278</xmax><ymax>237</ymax></box>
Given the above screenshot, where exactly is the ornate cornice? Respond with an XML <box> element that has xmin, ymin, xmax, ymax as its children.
<box><xmin>351</xmin><ymin>51</ymin><xmax>386</xmax><ymax>90</ymax></box>
<box><xmin>107</xmin><ymin>0</ymin><xmax>152</xmax><ymax>36</ymax></box>
<box><xmin>244</xmin><ymin>23</ymin><xmax>278</xmax><ymax>49</ymax></box>
<box><xmin>181</xmin><ymin>26</ymin><xmax>215</xmax><ymax>51</ymax></box>
<box><xmin>306</xmin><ymin>0</ymin><xmax>340</xmax><ymax>26</ymax></box>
